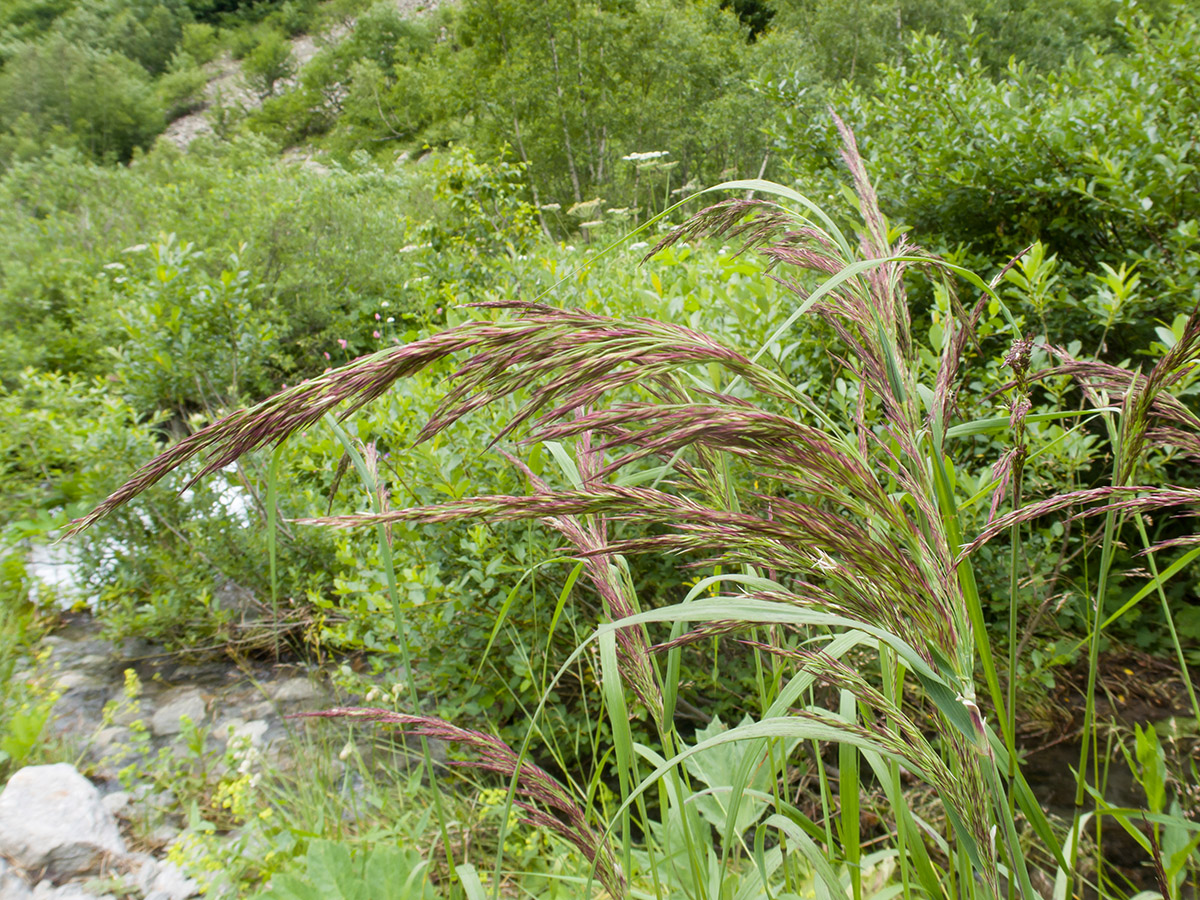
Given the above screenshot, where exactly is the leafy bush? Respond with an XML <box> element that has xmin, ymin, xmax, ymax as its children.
<box><xmin>0</xmin><ymin>36</ymin><xmax>164</xmax><ymax>165</ymax></box>
<box><xmin>771</xmin><ymin>6</ymin><xmax>1200</xmax><ymax>358</ymax></box>
<box><xmin>242</xmin><ymin>28</ymin><xmax>294</xmax><ymax>98</ymax></box>
<box><xmin>0</xmin><ymin>603</ymin><xmax>57</xmax><ymax>781</ymax></box>
<box><xmin>178</xmin><ymin>20</ymin><xmax>219</xmax><ymax>63</ymax></box>
<box><xmin>0</xmin><ymin>139</ymin><xmax>530</xmax><ymax>391</ymax></box>
<box><xmin>254</xmin><ymin>840</ymin><xmax>436</xmax><ymax>900</ymax></box>
<box><xmin>157</xmin><ymin>54</ymin><xmax>210</xmax><ymax>119</ymax></box>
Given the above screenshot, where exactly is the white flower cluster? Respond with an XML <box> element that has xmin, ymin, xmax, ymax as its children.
<box><xmin>622</xmin><ymin>150</ymin><xmax>670</xmax><ymax>162</ymax></box>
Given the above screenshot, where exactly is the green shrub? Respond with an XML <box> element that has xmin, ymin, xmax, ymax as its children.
<box><xmin>0</xmin><ymin>36</ymin><xmax>164</xmax><ymax>164</ymax></box>
<box><xmin>242</xmin><ymin>28</ymin><xmax>295</xmax><ymax>98</ymax></box>
<box><xmin>771</xmin><ymin>7</ymin><xmax>1200</xmax><ymax>358</ymax></box>
<box><xmin>158</xmin><ymin>53</ymin><xmax>210</xmax><ymax>119</ymax></box>
<box><xmin>179</xmin><ymin>20</ymin><xmax>219</xmax><ymax>63</ymax></box>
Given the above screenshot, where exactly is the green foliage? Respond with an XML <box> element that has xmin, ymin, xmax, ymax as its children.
<box><xmin>54</xmin><ymin>0</ymin><xmax>195</xmax><ymax>74</ymax></box>
<box><xmin>157</xmin><ymin>53</ymin><xmax>210</xmax><ymax>119</ymax></box>
<box><xmin>769</xmin><ymin>0</ymin><xmax>1172</xmax><ymax>83</ymax></box>
<box><xmin>254</xmin><ymin>840</ymin><xmax>437</xmax><ymax>900</ymax></box>
<box><xmin>7</xmin><ymin>2</ymin><xmax>1200</xmax><ymax>891</ymax></box>
<box><xmin>0</xmin><ymin>36</ymin><xmax>165</xmax><ymax>164</ymax></box>
<box><xmin>107</xmin><ymin>234</ymin><xmax>275</xmax><ymax>415</ymax></box>
<box><xmin>0</xmin><ymin>603</ymin><xmax>56</xmax><ymax>781</ymax></box>
<box><xmin>0</xmin><ymin>140</ymin><xmax>391</xmax><ymax>388</ymax></box>
<box><xmin>242</xmin><ymin>28</ymin><xmax>295</xmax><ymax>98</ymax></box>
<box><xmin>0</xmin><ymin>0</ymin><xmax>74</xmax><ymax>46</ymax></box>
<box><xmin>179</xmin><ymin>20</ymin><xmax>220</xmax><ymax>63</ymax></box>
<box><xmin>250</xmin><ymin>0</ymin><xmax>774</xmax><ymax>214</ymax></box>
<box><xmin>773</xmin><ymin>7</ymin><xmax>1200</xmax><ymax>357</ymax></box>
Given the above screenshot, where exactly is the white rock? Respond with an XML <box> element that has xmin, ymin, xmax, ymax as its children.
<box><xmin>228</xmin><ymin>719</ymin><xmax>269</xmax><ymax>747</ymax></box>
<box><xmin>100</xmin><ymin>792</ymin><xmax>131</xmax><ymax>817</ymax></box>
<box><xmin>52</xmin><ymin>672</ymin><xmax>93</xmax><ymax>692</ymax></box>
<box><xmin>31</xmin><ymin>881</ymin><xmax>109</xmax><ymax>899</ymax></box>
<box><xmin>214</xmin><ymin>716</ymin><xmax>244</xmax><ymax>736</ymax></box>
<box><xmin>150</xmin><ymin>689</ymin><xmax>207</xmax><ymax>736</ymax></box>
<box><xmin>0</xmin><ymin>857</ymin><xmax>33</xmax><ymax>900</ymax></box>
<box><xmin>146</xmin><ymin>824</ymin><xmax>181</xmax><ymax>848</ymax></box>
<box><xmin>268</xmin><ymin>677</ymin><xmax>318</xmax><ymax>703</ymax></box>
<box><xmin>149</xmin><ymin>862</ymin><xmax>198</xmax><ymax>900</ymax></box>
<box><xmin>0</xmin><ymin>765</ymin><xmax>126</xmax><ymax>881</ymax></box>
<box><xmin>90</xmin><ymin>727</ymin><xmax>131</xmax><ymax>753</ymax></box>
<box><xmin>124</xmin><ymin>853</ymin><xmax>159</xmax><ymax>896</ymax></box>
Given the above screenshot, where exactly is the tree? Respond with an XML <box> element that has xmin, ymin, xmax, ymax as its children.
<box><xmin>0</xmin><ymin>36</ymin><xmax>165</xmax><ymax>165</ymax></box>
<box><xmin>242</xmin><ymin>29</ymin><xmax>296</xmax><ymax>98</ymax></box>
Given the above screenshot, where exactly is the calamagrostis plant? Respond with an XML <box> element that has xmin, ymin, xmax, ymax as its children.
<box><xmin>299</xmin><ymin>708</ymin><xmax>625</xmax><ymax>897</ymax></box>
<box><xmin>75</xmin><ymin>116</ymin><xmax>1191</xmax><ymax>897</ymax></box>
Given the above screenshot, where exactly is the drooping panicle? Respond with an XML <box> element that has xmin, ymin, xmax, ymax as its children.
<box><xmin>295</xmin><ymin>708</ymin><xmax>624</xmax><ymax>896</ymax></box>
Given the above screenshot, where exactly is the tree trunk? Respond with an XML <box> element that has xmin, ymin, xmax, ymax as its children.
<box><xmin>512</xmin><ymin>108</ymin><xmax>554</xmax><ymax>239</ymax></box>
<box><xmin>546</xmin><ymin>22</ymin><xmax>583</xmax><ymax>204</ymax></box>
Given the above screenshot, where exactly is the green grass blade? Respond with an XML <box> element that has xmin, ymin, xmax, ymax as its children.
<box><xmin>945</xmin><ymin>408</ymin><xmax>1118</xmax><ymax>439</ymax></box>
<box><xmin>839</xmin><ymin>692</ymin><xmax>863</xmax><ymax>900</ymax></box>
<box><xmin>266</xmin><ymin>442</ymin><xmax>283</xmax><ymax>660</ymax></box>
<box><xmin>761</xmin><ymin>813</ymin><xmax>842</xmax><ymax>900</ymax></box>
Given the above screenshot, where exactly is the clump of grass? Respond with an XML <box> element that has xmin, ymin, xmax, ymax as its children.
<box><xmin>66</xmin><ymin>115</ymin><xmax>1200</xmax><ymax>899</ymax></box>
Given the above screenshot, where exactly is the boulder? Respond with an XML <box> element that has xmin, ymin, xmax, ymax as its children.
<box><xmin>31</xmin><ymin>882</ymin><xmax>112</xmax><ymax>899</ymax></box>
<box><xmin>150</xmin><ymin>689</ymin><xmax>207</xmax><ymax>736</ymax></box>
<box><xmin>147</xmin><ymin>862</ymin><xmax>197</xmax><ymax>900</ymax></box>
<box><xmin>0</xmin><ymin>857</ymin><xmax>34</xmax><ymax>900</ymax></box>
<box><xmin>267</xmin><ymin>677</ymin><xmax>318</xmax><ymax>704</ymax></box>
<box><xmin>227</xmin><ymin>719</ymin><xmax>270</xmax><ymax>747</ymax></box>
<box><xmin>0</xmin><ymin>765</ymin><xmax>126</xmax><ymax>881</ymax></box>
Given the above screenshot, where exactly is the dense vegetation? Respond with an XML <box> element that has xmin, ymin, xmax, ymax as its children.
<box><xmin>2</xmin><ymin>0</ymin><xmax>1199</xmax><ymax>897</ymax></box>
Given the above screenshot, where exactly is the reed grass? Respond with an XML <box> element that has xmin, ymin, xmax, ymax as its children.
<box><xmin>65</xmin><ymin>116</ymin><xmax>1200</xmax><ymax>900</ymax></box>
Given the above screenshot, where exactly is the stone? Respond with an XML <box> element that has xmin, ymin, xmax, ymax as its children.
<box><xmin>145</xmin><ymin>824</ymin><xmax>181</xmax><ymax>849</ymax></box>
<box><xmin>0</xmin><ymin>764</ymin><xmax>126</xmax><ymax>881</ymax></box>
<box><xmin>213</xmin><ymin>580</ymin><xmax>262</xmax><ymax>622</ymax></box>
<box><xmin>150</xmin><ymin>689</ymin><xmax>207</xmax><ymax>736</ymax></box>
<box><xmin>31</xmin><ymin>882</ymin><xmax>109</xmax><ymax>900</ymax></box>
<box><xmin>148</xmin><ymin>862</ymin><xmax>198</xmax><ymax>900</ymax></box>
<box><xmin>52</xmin><ymin>671</ymin><xmax>93</xmax><ymax>692</ymax></box>
<box><xmin>214</xmin><ymin>716</ymin><xmax>244</xmax><ymax>738</ymax></box>
<box><xmin>0</xmin><ymin>858</ymin><xmax>33</xmax><ymax>900</ymax></box>
<box><xmin>125</xmin><ymin>854</ymin><xmax>159</xmax><ymax>896</ymax></box>
<box><xmin>104</xmin><ymin>694</ymin><xmax>144</xmax><ymax>727</ymax></box>
<box><xmin>89</xmin><ymin>727</ymin><xmax>131</xmax><ymax>753</ymax></box>
<box><xmin>267</xmin><ymin>677</ymin><xmax>318</xmax><ymax>703</ymax></box>
<box><xmin>74</xmin><ymin>654</ymin><xmax>112</xmax><ymax>674</ymax></box>
<box><xmin>100</xmin><ymin>791</ymin><xmax>131</xmax><ymax>817</ymax></box>
<box><xmin>227</xmin><ymin>719</ymin><xmax>269</xmax><ymax>747</ymax></box>
<box><xmin>243</xmin><ymin>702</ymin><xmax>276</xmax><ymax>720</ymax></box>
